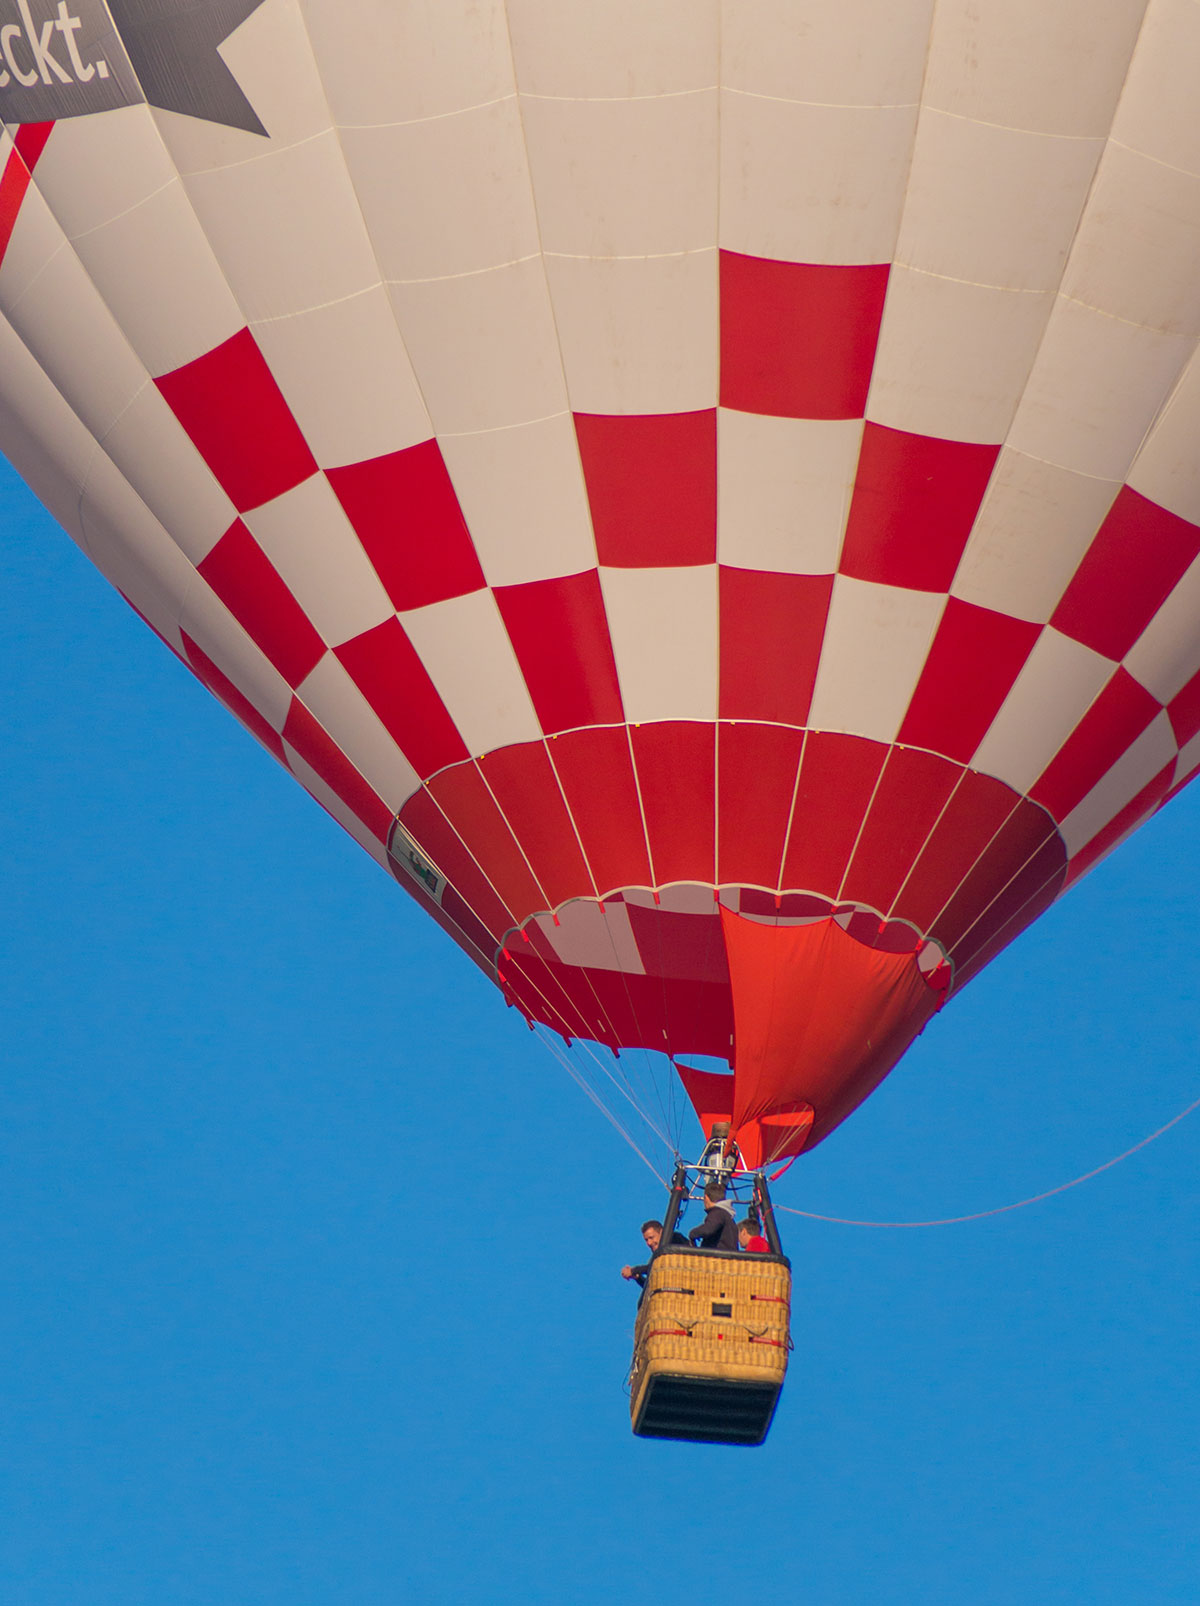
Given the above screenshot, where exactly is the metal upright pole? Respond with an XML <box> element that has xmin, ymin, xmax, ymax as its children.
<box><xmin>755</xmin><ymin>1173</ymin><xmax>784</xmax><ymax>1256</ymax></box>
<box><xmin>658</xmin><ymin>1161</ymin><xmax>689</xmax><ymax>1248</ymax></box>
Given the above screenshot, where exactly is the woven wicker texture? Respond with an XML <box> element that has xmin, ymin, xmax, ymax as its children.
<box><xmin>629</xmin><ymin>1251</ymin><xmax>790</xmax><ymax>1425</ymax></box>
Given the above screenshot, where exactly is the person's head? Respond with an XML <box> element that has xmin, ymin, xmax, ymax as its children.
<box><xmin>703</xmin><ymin>1184</ymin><xmax>727</xmax><ymax>1205</ymax></box>
<box><xmin>737</xmin><ymin>1220</ymin><xmax>756</xmax><ymax>1246</ymax></box>
<box><xmin>641</xmin><ymin>1220</ymin><xmax>663</xmax><ymax>1251</ymax></box>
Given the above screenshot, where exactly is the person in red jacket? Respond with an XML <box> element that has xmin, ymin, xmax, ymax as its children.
<box><xmin>738</xmin><ymin>1220</ymin><xmax>770</xmax><ymax>1253</ymax></box>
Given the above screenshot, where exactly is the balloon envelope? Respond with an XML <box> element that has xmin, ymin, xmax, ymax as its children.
<box><xmin>3</xmin><ymin>0</ymin><xmax>1199</xmax><ymax>1159</ymax></box>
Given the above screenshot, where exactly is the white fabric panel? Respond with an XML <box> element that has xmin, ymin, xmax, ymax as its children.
<box><xmin>388</xmin><ymin>259</ymin><xmax>568</xmax><ymax>433</ymax></box>
<box><xmin>280</xmin><ymin>745</ymin><xmax>392</xmax><ymax>871</ymax></box>
<box><xmin>923</xmin><ymin>0</ymin><xmax>1146</xmax><ymax>137</ymax></box>
<box><xmin>1060</xmin><ymin>712</ymin><xmax>1177</xmax><ymax>854</ymax></box>
<box><xmin>898</xmin><ymin>110</ymin><xmax>1102</xmax><ymax>292</ymax></box>
<box><xmin>399</xmin><ymin>589</ymin><xmax>542</xmax><ymax>754</ymax></box>
<box><xmin>243</xmin><ymin>475</ymin><xmax>393</xmax><ymax>647</ymax></box>
<box><xmin>719</xmin><ymin>97</ymin><xmax>916</xmax><ymax>265</ymax></box>
<box><xmin>1006</xmin><ymin>298</ymin><xmax>1192</xmax><ymax>480</ymax></box>
<box><xmin>523</xmin><ymin>91</ymin><xmax>716</xmax><ymax>258</ymax></box>
<box><xmin>1062</xmin><ymin>144</ymin><xmax>1200</xmax><ymax>335</ymax></box>
<box><xmin>1127</xmin><ymin>348</ymin><xmax>1200</xmax><ymax>522</ymax></box>
<box><xmin>507</xmin><ymin>0</ymin><xmax>717</xmax><ymax>96</ymax></box>
<box><xmin>304</xmin><ymin>0</ymin><xmax>515</xmax><ymax>123</ymax></box>
<box><xmin>182</xmin><ymin>131</ymin><xmax>380</xmax><ymax>324</ymax></box>
<box><xmin>545</xmin><ymin>251</ymin><xmax>718</xmax><ymax>415</ymax></box>
<box><xmin>150</xmin><ymin>0</ymin><xmax>332</xmax><ymax>173</ymax></box>
<box><xmin>341</xmin><ymin>99</ymin><xmax>539</xmax><ymax>282</ymax></box>
<box><xmin>973</xmin><ymin>628</ymin><xmax>1114</xmax><ymax>792</ymax></box>
<box><xmin>599</xmin><ymin>566</ymin><xmax>718</xmax><ymax>723</ymax></box>
<box><xmin>951</xmin><ymin>452</ymin><xmax>1119</xmax><ymax>624</ymax></box>
<box><xmin>4</xmin><ymin>241</ymin><xmax>148</xmax><ymax>440</ymax></box>
<box><xmin>867</xmin><ymin>266</ymin><xmax>1050</xmax><ymax>443</ymax></box>
<box><xmin>722</xmin><ymin>0</ymin><xmax>933</xmax><ymax>105</ymax></box>
<box><xmin>177</xmin><ymin>583</ymin><xmax>293</xmax><ymax>732</ymax></box>
<box><xmin>77</xmin><ymin>451</ymin><xmax>197</xmax><ymax>651</ymax></box>
<box><xmin>0</xmin><ymin>175</ymin><xmax>65</xmax><ymax>308</ymax></box>
<box><xmin>717</xmin><ymin>411</ymin><xmax>860</xmax><ymax>574</ymax></box>
<box><xmin>98</xmin><ymin>385</ymin><xmax>235</xmax><ymax>564</ymax></box>
<box><xmin>1109</xmin><ymin>0</ymin><xmax>1200</xmax><ymax>175</ymax></box>
<box><xmin>807</xmin><ymin>577</ymin><xmax>943</xmax><ymax>743</ymax></box>
<box><xmin>27</xmin><ymin>105</ymin><xmax>174</xmax><ymax>238</ymax></box>
<box><xmin>296</xmin><ymin>655</ymin><xmax>421</xmax><ymax>808</ymax></box>
<box><xmin>438</xmin><ymin>413</ymin><xmax>597</xmax><ymax>587</ymax></box>
<box><xmin>534</xmin><ymin>900</ymin><xmax>646</xmax><ymax>974</ymax></box>
<box><xmin>65</xmin><ymin>180</ymin><xmax>244</xmax><ymax>376</ymax></box>
<box><xmin>252</xmin><ymin>287</ymin><xmax>432</xmax><ymax>469</ymax></box>
<box><xmin>0</xmin><ymin>311</ymin><xmax>98</xmax><ymax>547</ymax></box>
<box><xmin>1172</xmin><ymin>730</ymin><xmax>1200</xmax><ymax>790</ymax></box>
<box><xmin>1124</xmin><ymin>553</ymin><xmax>1200</xmax><ymax>702</ymax></box>
<box><xmin>656</xmin><ymin>884</ymin><xmax>720</xmax><ymax>915</ymax></box>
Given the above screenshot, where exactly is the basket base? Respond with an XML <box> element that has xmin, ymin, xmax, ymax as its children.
<box><xmin>632</xmin><ymin>1372</ymin><xmax>782</xmax><ymax>1446</ymax></box>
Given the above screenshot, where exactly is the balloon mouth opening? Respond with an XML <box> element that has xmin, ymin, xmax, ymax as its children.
<box><xmin>495</xmin><ymin>883</ymin><xmax>952</xmax><ymax>996</ymax></box>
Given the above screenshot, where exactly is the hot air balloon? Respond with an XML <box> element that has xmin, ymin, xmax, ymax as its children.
<box><xmin>3</xmin><ymin>0</ymin><xmax>1200</xmax><ymax>1436</ymax></box>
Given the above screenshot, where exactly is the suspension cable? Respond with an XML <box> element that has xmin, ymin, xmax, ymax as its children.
<box><xmin>776</xmin><ymin>1091</ymin><xmax>1200</xmax><ymax>1228</ymax></box>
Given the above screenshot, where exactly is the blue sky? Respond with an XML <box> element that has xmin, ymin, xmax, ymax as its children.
<box><xmin>3</xmin><ymin>454</ymin><xmax>1198</xmax><ymax>1604</ymax></box>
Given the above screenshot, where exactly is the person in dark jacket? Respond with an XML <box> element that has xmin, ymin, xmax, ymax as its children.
<box><xmin>688</xmin><ymin>1185</ymin><xmax>739</xmax><ymax>1250</ymax></box>
<box><xmin>621</xmin><ymin>1219</ymin><xmax>688</xmax><ymax>1287</ymax></box>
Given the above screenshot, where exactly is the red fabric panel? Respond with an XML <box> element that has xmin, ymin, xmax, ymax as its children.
<box><xmin>841</xmin><ymin>747</ymin><xmax>960</xmax><ymax>911</ymax></box>
<box><xmin>625</xmin><ymin>903</ymin><xmax>729</xmax><ymax>984</ymax></box>
<box><xmin>1065</xmin><ymin>761</ymin><xmax>1175</xmax><ymax>886</ymax></box>
<box><xmin>723</xmin><ymin>909</ymin><xmax>938</xmax><ymax>1150</ymax></box>
<box><xmin>899</xmin><ymin>598</ymin><xmax>1041</xmax><ymax>763</ymax></box>
<box><xmin>952</xmin><ymin>834</ymin><xmax>1067</xmax><ymax>970</ymax></box>
<box><xmin>840</xmin><ymin>424</ymin><xmax>999</xmax><ymax>592</ymax></box>
<box><xmin>13</xmin><ymin>123</ymin><xmax>54</xmax><ymax>165</ymax></box>
<box><xmin>428</xmin><ymin>762</ymin><xmax>545</xmax><ymax>922</ymax></box>
<box><xmin>335</xmin><ymin>616</ymin><xmax>467</xmax><ymax>779</ymax></box>
<box><xmin>494</xmin><ymin>570</ymin><xmax>624</xmax><ymax>733</ymax></box>
<box><xmin>891</xmin><ymin>769</ymin><xmax>1020</xmax><ymax>931</ymax></box>
<box><xmin>648</xmin><ymin>974</ymin><xmax>735</xmax><ymax>1060</ymax></box>
<box><xmin>676</xmin><ymin>1063</ymin><xmax>735</xmax><ymax>1129</ymax></box>
<box><xmin>1032</xmin><ymin>668</ymin><xmax>1161</xmax><ymax>820</ymax></box>
<box><xmin>574</xmin><ymin>411</ymin><xmax>717</xmax><ymax>566</ymax></box>
<box><xmin>717</xmin><ymin>722</ymin><xmax>805</xmax><ymax>888</ymax></box>
<box><xmin>718</xmin><ymin>567</ymin><xmax>832</xmax><ymax>724</ymax></box>
<box><xmin>630</xmin><ymin>722</ymin><xmax>716</xmax><ymax>886</ymax></box>
<box><xmin>738</xmin><ymin>887</ymin><xmax>832</xmax><ymax>920</ymax></box>
<box><xmin>156</xmin><ymin>329</ymin><xmax>317</xmax><ymax>512</ymax></box>
<box><xmin>198</xmin><ymin>519</ymin><xmax>325</xmax><ymax>687</ymax></box>
<box><xmin>719</xmin><ymin>252</ymin><xmax>888</xmax><ymax>419</ymax></box>
<box><xmin>548</xmin><ymin>726</ymin><xmax>653</xmax><ymax>895</ymax></box>
<box><xmin>951</xmin><ymin>870</ymin><xmax>1064</xmax><ymax>991</ymax></box>
<box><xmin>325</xmin><ymin>441</ymin><xmax>485</xmax><ymax>611</ymax></box>
<box><xmin>1051</xmin><ymin>488</ymin><xmax>1200</xmax><ymax>661</ymax></box>
<box><xmin>478</xmin><ymin>743</ymin><xmax>595</xmax><ymax>909</ymax></box>
<box><xmin>496</xmin><ymin>950</ymin><xmax>593</xmax><ymax>1041</ymax></box>
<box><xmin>1168</xmin><ymin>664</ymin><xmax>1200</xmax><ymax>747</ymax></box>
<box><xmin>182</xmin><ymin>632</ymin><xmax>286</xmax><ymax>762</ymax></box>
<box><xmin>282</xmin><ymin>698</ymin><xmax>391</xmax><ymax>842</ymax></box>
<box><xmin>780</xmin><ymin>731</ymin><xmax>886</xmax><ymax>896</ymax></box>
<box><xmin>932</xmin><ymin>804</ymin><xmax>1062</xmax><ymax>953</ymax></box>
<box><xmin>0</xmin><ymin>123</ymin><xmax>53</xmax><ymax>268</ymax></box>
<box><xmin>398</xmin><ymin>789</ymin><xmax>514</xmax><ymax>940</ymax></box>
<box><xmin>434</xmin><ymin>885</ymin><xmax>498</xmax><ymax>965</ymax></box>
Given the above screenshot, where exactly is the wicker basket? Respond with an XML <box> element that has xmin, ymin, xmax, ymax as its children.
<box><xmin>629</xmin><ymin>1249</ymin><xmax>791</xmax><ymax>1444</ymax></box>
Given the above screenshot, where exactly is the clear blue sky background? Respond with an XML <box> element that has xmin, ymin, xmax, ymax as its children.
<box><xmin>3</xmin><ymin>456</ymin><xmax>1198</xmax><ymax>1604</ymax></box>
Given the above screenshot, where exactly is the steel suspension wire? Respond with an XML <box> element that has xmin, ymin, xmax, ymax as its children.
<box><xmin>776</xmin><ymin>1091</ymin><xmax>1200</xmax><ymax>1228</ymax></box>
<box><xmin>533</xmin><ymin>1025</ymin><xmax>670</xmax><ymax>1186</ymax></box>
